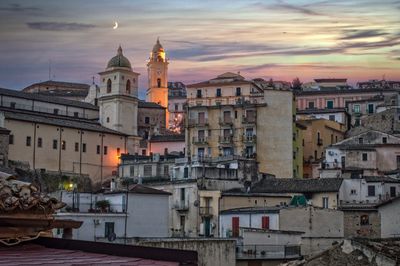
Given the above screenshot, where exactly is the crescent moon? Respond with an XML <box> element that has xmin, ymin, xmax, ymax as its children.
<box><xmin>113</xmin><ymin>22</ymin><xmax>118</xmax><ymax>29</ymax></box>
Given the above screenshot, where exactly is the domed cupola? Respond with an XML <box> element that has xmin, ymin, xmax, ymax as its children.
<box><xmin>150</xmin><ymin>38</ymin><xmax>166</xmax><ymax>62</ymax></box>
<box><xmin>107</xmin><ymin>45</ymin><xmax>132</xmax><ymax>70</ymax></box>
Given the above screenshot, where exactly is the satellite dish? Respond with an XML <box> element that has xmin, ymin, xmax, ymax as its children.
<box><xmin>193</xmin><ymin>200</ymin><xmax>199</xmax><ymax>207</ymax></box>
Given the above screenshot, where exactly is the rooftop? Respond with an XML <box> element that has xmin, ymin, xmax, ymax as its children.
<box><xmin>297</xmin><ymin>107</ymin><xmax>347</xmax><ymax>114</ymax></box>
<box><xmin>138</xmin><ymin>100</ymin><xmax>165</xmax><ymax>109</ymax></box>
<box><xmin>297</xmin><ymin>88</ymin><xmax>397</xmax><ymax>96</ymax></box>
<box><xmin>23</xmin><ymin>80</ymin><xmax>90</xmax><ymax>91</ymax></box>
<box><xmin>249</xmin><ymin>178</ymin><xmax>344</xmax><ymax>193</ymax></box>
<box><xmin>106</xmin><ymin>184</ymin><xmax>172</xmax><ymax>196</ymax></box>
<box><xmin>0</xmin><ymin>87</ymin><xmax>98</xmax><ymax>110</ymax></box>
<box><xmin>0</xmin><ymin>107</ymin><xmax>126</xmax><ymax>135</ymax></box>
<box><xmin>150</xmin><ymin>134</ymin><xmax>185</xmax><ymax>142</ymax></box>
<box><xmin>220</xmin><ymin>206</ymin><xmax>281</xmax><ymax>215</ymax></box>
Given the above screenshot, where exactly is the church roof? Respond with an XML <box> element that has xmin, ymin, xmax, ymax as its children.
<box><xmin>107</xmin><ymin>45</ymin><xmax>132</xmax><ymax>70</ymax></box>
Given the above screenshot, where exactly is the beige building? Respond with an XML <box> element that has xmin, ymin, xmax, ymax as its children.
<box><xmin>186</xmin><ymin>72</ymin><xmax>293</xmax><ymax>178</ymax></box>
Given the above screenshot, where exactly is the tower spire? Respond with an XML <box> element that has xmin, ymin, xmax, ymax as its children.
<box><xmin>117</xmin><ymin>45</ymin><xmax>122</xmax><ymax>55</ymax></box>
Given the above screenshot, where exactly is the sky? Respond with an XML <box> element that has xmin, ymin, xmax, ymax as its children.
<box><xmin>0</xmin><ymin>0</ymin><xmax>399</xmax><ymax>97</ymax></box>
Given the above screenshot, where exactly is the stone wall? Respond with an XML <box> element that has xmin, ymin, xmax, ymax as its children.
<box><xmin>343</xmin><ymin>210</ymin><xmax>381</xmax><ymax>238</ymax></box>
<box><xmin>135</xmin><ymin>238</ymin><xmax>236</xmax><ymax>266</ymax></box>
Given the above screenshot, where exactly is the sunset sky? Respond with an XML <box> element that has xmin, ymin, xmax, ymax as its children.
<box><xmin>0</xmin><ymin>0</ymin><xmax>399</xmax><ymax>97</ymax></box>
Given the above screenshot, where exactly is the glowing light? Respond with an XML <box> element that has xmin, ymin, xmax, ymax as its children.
<box><xmin>113</xmin><ymin>21</ymin><xmax>118</xmax><ymax>29</ymax></box>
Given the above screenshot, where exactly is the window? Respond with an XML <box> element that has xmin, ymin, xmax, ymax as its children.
<box><xmin>322</xmin><ymin>197</ymin><xmax>329</xmax><ymax>208</ymax></box>
<box><xmin>106</xmin><ymin>117</ymin><xmax>110</xmax><ymax>123</ymax></box>
<box><xmin>354</xmin><ymin>104</ymin><xmax>360</xmax><ymax>113</ymax></box>
<box><xmin>157</xmin><ymin>78</ymin><xmax>161</xmax><ymax>88</ymax></box>
<box><xmin>174</xmin><ymin>104</ymin><xmax>178</xmax><ymax>111</ymax></box>
<box><xmin>367</xmin><ymin>103</ymin><xmax>374</xmax><ymax>114</ymax></box>
<box><xmin>367</xmin><ymin>185</ymin><xmax>375</xmax><ymax>196</ymax></box>
<box><xmin>390</xmin><ymin>186</ymin><xmax>396</xmax><ymax>197</ymax></box>
<box><xmin>180</xmin><ymin>188</ymin><xmax>185</xmax><ymax>201</ymax></box>
<box><xmin>382</xmin><ymin>137</ymin><xmax>387</xmax><ymax>144</ymax></box>
<box><xmin>117</xmin><ymin>147</ymin><xmax>120</xmax><ymax>156</ymax></box>
<box><xmin>223</xmin><ymin>111</ymin><xmax>231</xmax><ymax>123</ymax></box>
<box><xmin>198</xmin><ymin>112</ymin><xmax>205</xmax><ymax>124</ymax></box>
<box><xmin>129</xmin><ymin>166</ymin><xmax>134</xmax><ymax>176</ymax></box>
<box><xmin>104</xmin><ymin>146</ymin><xmax>108</xmax><ymax>155</ymax></box>
<box><xmin>53</xmin><ymin>109</ymin><xmax>59</xmax><ymax>115</ymax></box>
<box><xmin>163</xmin><ymin>165</ymin><xmax>169</xmax><ymax>176</ymax></box>
<box><xmin>362</xmin><ymin>153</ymin><xmax>368</xmax><ymax>161</ymax></box>
<box><xmin>326</xmin><ymin>100</ymin><xmax>334</xmax><ymax>109</ymax></box>
<box><xmin>261</xmin><ymin>216</ymin><xmax>270</xmax><ymax>230</ymax></box>
<box><xmin>359</xmin><ymin>137</ymin><xmax>363</xmax><ymax>144</ymax></box>
<box><xmin>53</xmin><ymin>140</ymin><xmax>58</xmax><ymax>149</ymax></box>
<box><xmin>126</xmin><ymin>79</ymin><xmax>131</xmax><ymax>94</ymax></box>
<box><xmin>355</xmin><ymin>118</ymin><xmax>360</xmax><ymax>127</ymax></box>
<box><xmin>74</xmin><ymin>112</ymin><xmax>79</xmax><ymax>118</ymax></box>
<box><xmin>61</xmin><ymin>140</ymin><xmax>66</xmax><ymax>150</ymax></box>
<box><xmin>26</xmin><ymin>136</ymin><xmax>31</xmax><ymax>147</ymax></box>
<box><xmin>106</xmin><ymin>79</ymin><xmax>112</xmax><ymax>93</ymax></box>
<box><xmin>235</xmin><ymin>110</ymin><xmax>238</xmax><ymax>119</ymax></box>
<box><xmin>144</xmin><ymin>165</ymin><xmax>152</xmax><ymax>176</ymax></box>
<box><xmin>10</xmin><ymin>102</ymin><xmax>16</xmax><ymax>109</ymax></box>
<box><xmin>142</xmin><ymin>149</ymin><xmax>146</xmax><ymax>155</ymax></box>
<box><xmin>75</xmin><ymin>142</ymin><xmax>79</xmax><ymax>152</ymax></box>
<box><xmin>184</xmin><ymin>167</ymin><xmax>189</xmax><ymax>178</ymax></box>
<box><xmin>196</xmin><ymin>89</ymin><xmax>202</xmax><ymax>98</ymax></box>
<box><xmin>97</xmin><ymin>145</ymin><xmax>101</xmax><ymax>154</ymax></box>
<box><xmin>198</xmin><ymin>148</ymin><xmax>205</xmax><ymax>157</ymax></box>
<box><xmin>82</xmin><ymin>143</ymin><xmax>86</xmax><ymax>153</ymax></box>
<box><xmin>104</xmin><ymin>222</ymin><xmax>115</xmax><ymax>238</ymax></box>
<box><xmin>360</xmin><ymin>215</ymin><xmax>369</xmax><ymax>226</ymax></box>
<box><xmin>350</xmin><ymin>189</ymin><xmax>357</xmax><ymax>195</ymax></box>
<box><xmin>308</xmin><ymin>101</ymin><xmax>315</xmax><ymax>109</ymax></box>
<box><xmin>397</xmin><ymin>155</ymin><xmax>400</xmax><ymax>169</ymax></box>
<box><xmin>216</xmin><ymin>88</ymin><xmax>222</xmax><ymax>97</ymax></box>
<box><xmin>37</xmin><ymin>138</ymin><xmax>42</xmax><ymax>148</ymax></box>
<box><xmin>9</xmin><ymin>135</ymin><xmax>14</xmax><ymax>145</ymax></box>
<box><xmin>145</xmin><ymin>117</ymin><xmax>150</xmax><ymax>124</ymax></box>
<box><xmin>235</xmin><ymin>87</ymin><xmax>241</xmax><ymax>96</ymax></box>
<box><xmin>329</xmin><ymin>115</ymin><xmax>335</xmax><ymax>121</ymax></box>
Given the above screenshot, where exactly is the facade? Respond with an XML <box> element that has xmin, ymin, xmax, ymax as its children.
<box><xmin>357</xmin><ymin>79</ymin><xmax>400</xmax><ymax>90</ymax></box>
<box><xmin>168</xmin><ymin>81</ymin><xmax>187</xmax><ymax>133</ymax></box>
<box><xmin>219</xmin><ymin>207</ymin><xmax>280</xmax><ymax>238</ymax></box>
<box><xmin>293</xmin><ymin>122</ymin><xmax>306</xmax><ymax>178</ymax></box>
<box><xmin>377</xmin><ymin>196</ymin><xmax>400</xmax><ymax>238</ymax></box>
<box><xmin>186</xmin><ymin>72</ymin><xmax>293</xmax><ymax>178</ymax></box>
<box><xmin>298</xmin><ymin>118</ymin><xmax>346</xmax><ymax>178</ymax></box>
<box><xmin>55</xmin><ymin>184</ymin><xmax>171</xmax><ymax>241</ymax></box>
<box><xmin>149</xmin><ymin>134</ymin><xmax>185</xmax><ymax>155</ymax></box>
<box><xmin>296</xmin><ymin>88</ymin><xmax>397</xmax><ymax>111</ymax></box>
<box><xmin>147</xmin><ymin>38</ymin><xmax>169</xmax><ymax>127</ymax></box>
<box><xmin>323</xmin><ymin>130</ymin><xmax>400</xmax><ymax>177</ymax></box>
<box><xmin>220</xmin><ymin>192</ymin><xmax>292</xmax><ymax>211</ymax></box>
<box><xmin>279</xmin><ymin>206</ymin><xmax>344</xmax><ymax>255</ymax></box>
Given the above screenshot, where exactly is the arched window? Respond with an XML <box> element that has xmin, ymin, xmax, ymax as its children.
<box><xmin>126</xmin><ymin>80</ymin><xmax>131</xmax><ymax>94</ymax></box>
<box><xmin>107</xmin><ymin>79</ymin><xmax>112</xmax><ymax>93</ymax></box>
<box><xmin>157</xmin><ymin>78</ymin><xmax>161</xmax><ymax>88</ymax></box>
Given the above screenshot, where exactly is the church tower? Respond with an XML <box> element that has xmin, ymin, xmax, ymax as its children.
<box><xmin>98</xmin><ymin>45</ymin><xmax>140</xmax><ymax>152</ymax></box>
<box><xmin>147</xmin><ymin>38</ymin><xmax>169</xmax><ymax>127</ymax></box>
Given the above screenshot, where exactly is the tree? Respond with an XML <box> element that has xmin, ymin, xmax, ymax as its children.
<box><xmin>292</xmin><ymin>77</ymin><xmax>303</xmax><ymax>91</ymax></box>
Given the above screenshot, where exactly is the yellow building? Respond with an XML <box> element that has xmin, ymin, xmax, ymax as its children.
<box><xmin>147</xmin><ymin>38</ymin><xmax>169</xmax><ymax>127</ymax></box>
<box><xmin>298</xmin><ymin>118</ymin><xmax>346</xmax><ymax>178</ymax></box>
<box><xmin>293</xmin><ymin>122</ymin><xmax>306</xmax><ymax>178</ymax></box>
<box><xmin>186</xmin><ymin>73</ymin><xmax>294</xmax><ymax>178</ymax></box>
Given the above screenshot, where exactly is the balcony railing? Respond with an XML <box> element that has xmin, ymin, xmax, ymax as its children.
<box><xmin>236</xmin><ymin>245</ymin><xmax>301</xmax><ymax>260</ymax></box>
<box><xmin>242</xmin><ymin>115</ymin><xmax>256</xmax><ymax>124</ymax></box>
<box><xmin>174</xmin><ymin>201</ymin><xmax>189</xmax><ymax>212</ymax></box>
<box><xmin>192</xmin><ymin>136</ymin><xmax>208</xmax><ymax>145</ymax></box>
<box><xmin>219</xmin><ymin>117</ymin><xmax>233</xmax><ymax>126</ymax></box>
<box><xmin>199</xmin><ymin>206</ymin><xmax>213</xmax><ymax>217</ymax></box>
<box><xmin>188</xmin><ymin>118</ymin><xmax>208</xmax><ymax>127</ymax></box>
<box><xmin>243</xmin><ymin>134</ymin><xmax>256</xmax><ymax>143</ymax></box>
<box><xmin>219</xmin><ymin>136</ymin><xmax>233</xmax><ymax>144</ymax></box>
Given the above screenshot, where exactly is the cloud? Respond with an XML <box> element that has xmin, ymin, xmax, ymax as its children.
<box><xmin>0</xmin><ymin>3</ymin><xmax>40</xmax><ymax>12</ymax></box>
<box><xmin>27</xmin><ymin>22</ymin><xmax>96</xmax><ymax>31</ymax></box>
<box><xmin>340</xmin><ymin>29</ymin><xmax>388</xmax><ymax>40</ymax></box>
<box><xmin>259</xmin><ymin>0</ymin><xmax>323</xmax><ymax>16</ymax></box>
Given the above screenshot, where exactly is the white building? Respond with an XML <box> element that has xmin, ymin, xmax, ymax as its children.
<box><xmin>55</xmin><ymin>184</ymin><xmax>171</xmax><ymax>243</ymax></box>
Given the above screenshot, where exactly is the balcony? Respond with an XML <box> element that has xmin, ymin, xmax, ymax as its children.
<box><xmin>219</xmin><ymin>117</ymin><xmax>233</xmax><ymax>126</ymax></box>
<box><xmin>192</xmin><ymin>136</ymin><xmax>208</xmax><ymax>145</ymax></box>
<box><xmin>188</xmin><ymin>118</ymin><xmax>208</xmax><ymax>127</ymax></box>
<box><xmin>219</xmin><ymin>135</ymin><xmax>233</xmax><ymax>144</ymax></box>
<box><xmin>174</xmin><ymin>201</ymin><xmax>189</xmax><ymax>212</ymax></box>
<box><xmin>199</xmin><ymin>206</ymin><xmax>213</xmax><ymax>217</ymax></box>
<box><xmin>236</xmin><ymin>245</ymin><xmax>301</xmax><ymax>260</ymax></box>
<box><xmin>243</xmin><ymin>134</ymin><xmax>256</xmax><ymax>143</ymax></box>
<box><xmin>242</xmin><ymin>115</ymin><xmax>256</xmax><ymax>125</ymax></box>
<box><xmin>317</xmin><ymin>138</ymin><xmax>323</xmax><ymax>146</ymax></box>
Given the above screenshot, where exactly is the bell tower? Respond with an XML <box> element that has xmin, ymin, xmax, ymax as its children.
<box><xmin>147</xmin><ymin>38</ymin><xmax>169</xmax><ymax>127</ymax></box>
